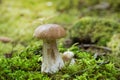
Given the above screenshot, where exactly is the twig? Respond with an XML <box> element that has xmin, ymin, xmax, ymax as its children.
<box><xmin>79</xmin><ymin>44</ymin><xmax>112</xmax><ymax>52</ymax></box>
<box><xmin>70</xmin><ymin>68</ymin><xmax>88</xmax><ymax>77</ymax></box>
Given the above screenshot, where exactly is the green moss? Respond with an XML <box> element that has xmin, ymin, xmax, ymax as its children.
<box><xmin>0</xmin><ymin>43</ymin><xmax>119</xmax><ymax>79</ymax></box>
<box><xmin>107</xmin><ymin>34</ymin><xmax>120</xmax><ymax>54</ymax></box>
<box><xmin>0</xmin><ymin>42</ymin><xmax>13</xmax><ymax>56</ymax></box>
<box><xmin>71</xmin><ymin>17</ymin><xmax>120</xmax><ymax>45</ymax></box>
<box><xmin>107</xmin><ymin>34</ymin><xmax>120</xmax><ymax>69</ymax></box>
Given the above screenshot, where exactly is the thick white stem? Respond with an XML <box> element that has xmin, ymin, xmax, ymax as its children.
<box><xmin>41</xmin><ymin>40</ymin><xmax>64</xmax><ymax>73</ymax></box>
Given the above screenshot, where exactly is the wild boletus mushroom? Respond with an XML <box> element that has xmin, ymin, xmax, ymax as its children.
<box><xmin>34</xmin><ymin>24</ymin><xmax>66</xmax><ymax>73</ymax></box>
<box><xmin>62</xmin><ymin>50</ymin><xmax>75</xmax><ymax>65</ymax></box>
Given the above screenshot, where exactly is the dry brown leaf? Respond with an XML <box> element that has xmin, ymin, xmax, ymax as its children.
<box><xmin>0</xmin><ymin>36</ymin><xmax>13</xmax><ymax>43</ymax></box>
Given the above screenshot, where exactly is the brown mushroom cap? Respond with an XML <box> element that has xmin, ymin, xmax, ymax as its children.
<box><xmin>34</xmin><ymin>24</ymin><xmax>66</xmax><ymax>40</ymax></box>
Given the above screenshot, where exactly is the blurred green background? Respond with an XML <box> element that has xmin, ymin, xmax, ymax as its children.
<box><xmin>0</xmin><ymin>0</ymin><xmax>120</xmax><ymax>56</ymax></box>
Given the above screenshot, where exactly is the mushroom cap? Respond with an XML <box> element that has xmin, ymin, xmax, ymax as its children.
<box><xmin>34</xmin><ymin>24</ymin><xmax>66</xmax><ymax>40</ymax></box>
<box><xmin>63</xmin><ymin>50</ymin><xmax>74</xmax><ymax>59</ymax></box>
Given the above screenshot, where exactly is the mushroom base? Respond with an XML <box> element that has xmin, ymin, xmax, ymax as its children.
<box><xmin>41</xmin><ymin>40</ymin><xmax>64</xmax><ymax>73</ymax></box>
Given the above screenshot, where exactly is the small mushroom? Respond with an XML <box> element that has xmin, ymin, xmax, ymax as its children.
<box><xmin>62</xmin><ymin>50</ymin><xmax>75</xmax><ymax>65</ymax></box>
<box><xmin>34</xmin><ymin>24</ymin><xmax>66</xmax><ymax>73</ymax></box>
